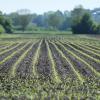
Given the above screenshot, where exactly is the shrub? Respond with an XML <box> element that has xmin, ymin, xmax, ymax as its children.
<box><xmin>0</xmin><ymin>25</ymin><xmax>5</xmax><ymax>34</ymax></box>
<box><xmin>96</xmin><ymin>24</ymin><xmax>100</xmax><ymax>34</ymax></box>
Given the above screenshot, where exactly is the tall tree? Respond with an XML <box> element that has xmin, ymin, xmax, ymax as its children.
<box><xmin>47</xmin><ymin>12</ymin><xmax>63</xmax><ymax>29</ymax></box>
<box><xmin>0</xmin><ymin>11</ymin><xmax>12</xmax><ymax>33</ymax></box>
<box><xmin>71</xmin><ymin>5</ymin><xmax>87</xmax><ymax>24</ymax></box>
<box><xmin>72</xmin><ymin>13</ymin><xmax>95</xmax><ymax>34</ymax></box>
<box><xmin>17</xmin><ymin>9</ymin><xmax>32</xmax><ymax>31</ymax></box>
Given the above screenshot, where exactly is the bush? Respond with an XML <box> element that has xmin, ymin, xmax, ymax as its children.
<box><xmin>0</xmin><ymin>25</ymin><xmax>5</xmax><ymax>34</ymax></box>
<box><xmin>96</xmin><ymin>24</ymin><xmax>100</xmax><ymax>34</ymax></box>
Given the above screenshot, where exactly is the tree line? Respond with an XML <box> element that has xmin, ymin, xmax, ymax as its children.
<box><xmin>0</xmin><ymin>6</ymin><xmax>100</xmax><ymax>34</ymax></box>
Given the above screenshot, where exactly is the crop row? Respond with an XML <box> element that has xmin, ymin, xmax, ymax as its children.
<box><xmin>0</xmin><ymin>39</ymin><xmax>99</xmax><ymax>80</ymax></box>
<box><xmin>0</xmin><ymin>39</ymin><xmax>99</xmax><ymax>99</ymax></box>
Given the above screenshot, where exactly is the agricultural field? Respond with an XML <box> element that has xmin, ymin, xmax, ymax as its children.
<box><xmin>0</xmin><ymin>34</ymin><xmax>100</xmax><ymax>100</ymax></box>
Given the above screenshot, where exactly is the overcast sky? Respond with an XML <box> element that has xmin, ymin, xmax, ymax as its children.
<box><xmin>0</xmin><ymin>0</ymin><xmax>100</xmax><ymax>14</ymax></box>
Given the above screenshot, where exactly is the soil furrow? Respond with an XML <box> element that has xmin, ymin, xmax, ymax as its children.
<box><xmin>70</xmin><ymin>43</ymin><xmax>100</xmax><ymax>60</ymax></box>
<box><xmin>49</xmin><ymin>42</ymin><xmax>76</xmax><ymax>80</ymax></box>
<box><xmin>0</xmin><ymin>43</ymin><xmax>25</xmax><ymax>62</ymax></box>
<box><xmin>16</xmin><ymin>42</ymin><xmax>39</xmax><ymax>79</ymax></box>
<box><xmin>55</xmin><ymin>42</ymin><xmax>95</xmax><ymax>79</ymax></box>
<box><xmin>0</xmin><ymin>43</ymin><xmax>32</xmax><ymax>76</ymax></box>
<box><xmin>63</xmin><ymin>43</ymin><xmax>100</xmax><ymax>72</ymax></box>
<box><xmin>36</xmin><ymin>40</ymin><xmax>51</xmax><ymax>80</ymax></box>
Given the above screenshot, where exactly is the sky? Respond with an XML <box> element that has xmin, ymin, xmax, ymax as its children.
<box><xmin>0</xmin><ymin>0</ymin><xmax>100</xmax><ymax>14</ymax></box>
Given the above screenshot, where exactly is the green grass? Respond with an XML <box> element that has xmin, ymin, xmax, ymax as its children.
<box><xmin>0</xmin><ymin>31</ymin><xmax>72</xmax><ymax>39</ymax></box>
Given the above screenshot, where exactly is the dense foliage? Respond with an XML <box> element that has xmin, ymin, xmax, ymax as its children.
<box><xmin>0</xmin><ymin>11</ymin><xmax>12</xmax><ymax>33</ymax></box>
<box><xmin>0</xmin><ymin>6</ymin><xmax>100</xmax><ymax>34</ymax></box>
<box><xmin>72</xmin><ymin>13</ymin><xmax>95</xmax><ymax>34</ymax></box>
